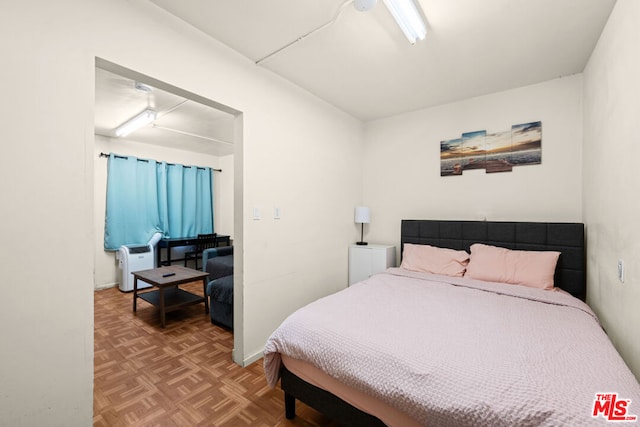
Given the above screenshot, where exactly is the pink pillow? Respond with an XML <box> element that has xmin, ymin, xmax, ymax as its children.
<box><xmin>400</xmin><ymin>244</ymin><xmax>470</xmax><ymax>277</ymax></box>
<box><xmin>464</xmin><ymin>243</ymin><xmax>560</xmax><ymax>290</ymax></box>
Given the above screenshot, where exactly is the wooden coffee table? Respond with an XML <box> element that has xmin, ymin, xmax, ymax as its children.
<box><xmin>132</xmin><ymin>265</ymin><xmax>210</xmax><ymax>328</ymax></box>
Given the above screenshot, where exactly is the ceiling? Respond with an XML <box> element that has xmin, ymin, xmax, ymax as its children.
<box><xmin>149</xmin><ymin>0</ymin><xmax>616</xmax><ymax>121</ymax></box>
<box><xmin>96</xmin><ymin>0</ymin><xmax>616</xmax><ymax>154</ymax></box>
<box><xmin>95</xmin><ymin>67</ymin><xmax>235</xmax><ymax>156</ymax></box>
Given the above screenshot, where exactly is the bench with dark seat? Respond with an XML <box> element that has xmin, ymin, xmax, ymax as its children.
<box><xmin>203</xmin><ymin>246</ymin><xmax>233</xmax><ymax>329</ymax></box>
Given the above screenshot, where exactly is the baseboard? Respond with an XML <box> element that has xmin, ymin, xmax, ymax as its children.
<box><xmin>243</xmin><ymin>349</ymin><xmax>264</xmax><ymax>367</ymax></box>
<box><xmin>95</xmin><ymin>282</ymin><xmax>118</xmax><ymax>291</ymax></box>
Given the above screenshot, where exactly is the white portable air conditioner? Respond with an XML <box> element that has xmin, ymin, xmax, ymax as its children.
<box><xmin>117</xmin><ymin>232</ymin><xmax>162</xmax><ymax>292</ymax></box>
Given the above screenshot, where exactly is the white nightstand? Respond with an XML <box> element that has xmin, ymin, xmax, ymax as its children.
<box><xmin>348</xmin><ymin>244</ymin><xmax>396</xmax><ymax>286</ymax></box>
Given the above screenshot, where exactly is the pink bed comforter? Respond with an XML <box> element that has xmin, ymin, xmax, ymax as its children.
<box><xmin>264</xmin><ymin>268</ymin><xmax>640</xmax><ymax>426</ymax></box>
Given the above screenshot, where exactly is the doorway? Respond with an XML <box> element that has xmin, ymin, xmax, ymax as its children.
<box><xmin>93</xmin><ymin>58</ymin><xmax>243</xmax><ymax>358</ymax></box>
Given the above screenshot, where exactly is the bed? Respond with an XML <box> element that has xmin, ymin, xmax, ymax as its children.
<box><xmin>264</xmin><ymin>220</ymin><xmax>640</xmax><ymax>426</ymax></box>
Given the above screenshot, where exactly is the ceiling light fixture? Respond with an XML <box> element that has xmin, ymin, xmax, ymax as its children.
<box><xmin>256</xmin><ymin>0</ymin><xmax>426</xmax><ymax>65</ymax></box>
<box><xmin>354</xmin><ymin>0</ymin><xmax>377</xmax><ymax>12</ymax></box>
<box><xmin>134</xmin><ymin>81</ymin><xmax>153</xmax><ymax>93</ymax></box>
<box><xmin>115</xmin><ymin>109</ymin><xmax>157</xmax><ymax>137</ymax></box>
<box><xmin>382</xmin><ymin>0</ymin><xmax>426</xmax><ymax>44</ymax></box>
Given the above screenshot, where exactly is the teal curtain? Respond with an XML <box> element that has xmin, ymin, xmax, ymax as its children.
<box><xmin>104</xmin><ymin>154</ymin><xmax>214</xmax><ymax>250</ymax></box>
<box><xmin>157</xmin><ymin>163</ymin><xmax>214</xmax><ymax>239</ymax></box>
<box><xmin>195</xmin><ymin>167</ymin><xmax>214</xmax><ymax>236</ymax></box>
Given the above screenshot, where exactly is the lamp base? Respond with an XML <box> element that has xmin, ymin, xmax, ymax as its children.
<box><xmin>356</xmin><ymin>241</ymin><xmax>368</xmax><ymax>246</ymax></box>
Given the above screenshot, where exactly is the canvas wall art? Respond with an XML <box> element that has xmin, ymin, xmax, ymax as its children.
<box><xmin>440</xmin><ymin>121</ymin><xmax>541</xmax><ymax>176</ymax></box>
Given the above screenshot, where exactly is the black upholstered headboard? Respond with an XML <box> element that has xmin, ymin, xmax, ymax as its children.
<box><xmin>401</xmin><ymin>220</ymin><xmax>586</xmax><ymax>300</ymax></box>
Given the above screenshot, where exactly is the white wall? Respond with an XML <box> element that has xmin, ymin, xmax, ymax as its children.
<box><xmin>0</xmin><ymin>0</ymin><xmax>362</xmax><ymax>425</ymax></box>
<box><xmin>93</xmin><ymin>135</ymin><xmax>231</xmax><ymax>290</ymax></box>
<box><xmin>240</xmin><ymin>97</ymin><xmax>363</xmax><ymax>362</ymax></box>
<box><xmin>583</xmin><ymin>0</ymin><xmax>640</xmax><ymax>379</ymax></box>
<box><xmin>362</xmin><ymin>75</ymin><xmax>584</xmax><ymax>248</ymax></box>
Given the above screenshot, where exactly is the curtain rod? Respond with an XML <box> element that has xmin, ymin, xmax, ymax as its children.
<box><xmin>99</xmin><ymin>152</ymin><xmax>222</xmax><ymax>172</ymax></box>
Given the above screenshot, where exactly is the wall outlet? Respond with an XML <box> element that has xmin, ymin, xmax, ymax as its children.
<box><xmin>617</xmin><ymin>259</ymin><xmax>624</xmax><ymax>283</ymax></box>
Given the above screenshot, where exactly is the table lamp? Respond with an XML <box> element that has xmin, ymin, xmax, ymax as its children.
<box><xmin>354</xmin><ymin>206</ymin><xmax>370</xmax><ymax>245</ymax></box>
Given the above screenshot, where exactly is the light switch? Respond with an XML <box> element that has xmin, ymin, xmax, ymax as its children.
<box><xmin>253</xmin><ymin>207</ymin><xmax>261</xmax><ymax>220</ymax></box>
<box><xmin>274</xmin><ymin>206</ymin><xmax>281</xmax><ymax>219</ymax></box>
<box><xmin>618</xmin><ymin>259</ymin><xmax>624</xmax><ymax>283</ymax></box>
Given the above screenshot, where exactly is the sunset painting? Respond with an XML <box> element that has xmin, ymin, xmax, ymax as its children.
<box><xmin>440</xmin><ymin>121</ymin><xmax>541</xmax><ymax>176</ymax></box>
<box><xmin>461</xmin><ymin>130</ymin><xmax>487</xmax><ymax>171</ymax></box>
<box><xmin>440</xmin><ymin>138</ymin><xmax>463</xmax><ymax>176</ymax></box>
<box><xmin>484</xmin><ymin>130</ymin><xmax>513</xmax><ymax>173</ymax></box>
<box><xmin>511</xmin><ymin>121</ymin><xmax>542</xmax><ymax>166</ymax></box>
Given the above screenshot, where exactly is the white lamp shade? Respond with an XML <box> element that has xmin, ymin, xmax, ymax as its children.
<box><xmin>354</xmin><ymin>206</ymin><xmax>371</xmax><ymax>224</ymax></box>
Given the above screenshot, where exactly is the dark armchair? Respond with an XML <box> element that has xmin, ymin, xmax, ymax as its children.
<box><xmin>203</xmin><ymin>246</ymin><xmax>234</xmax><ymax>329</ymax></box>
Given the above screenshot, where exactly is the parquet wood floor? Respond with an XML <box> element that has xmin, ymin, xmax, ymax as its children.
<box><xmin>94</xmin><ymin>283</ymin><xmax>339</xmax><ymax>427</ymax></box>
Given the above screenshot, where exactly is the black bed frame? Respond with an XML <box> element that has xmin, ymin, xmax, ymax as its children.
<box><xmin>282</xmin><ymin>220</ymin><xmax>586</xmax><ymax>426</ymax></box>
<box><xmin>401</xmin><ymin>220</ymin><xmax>586</xmax><ymax>300</ymax></box>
